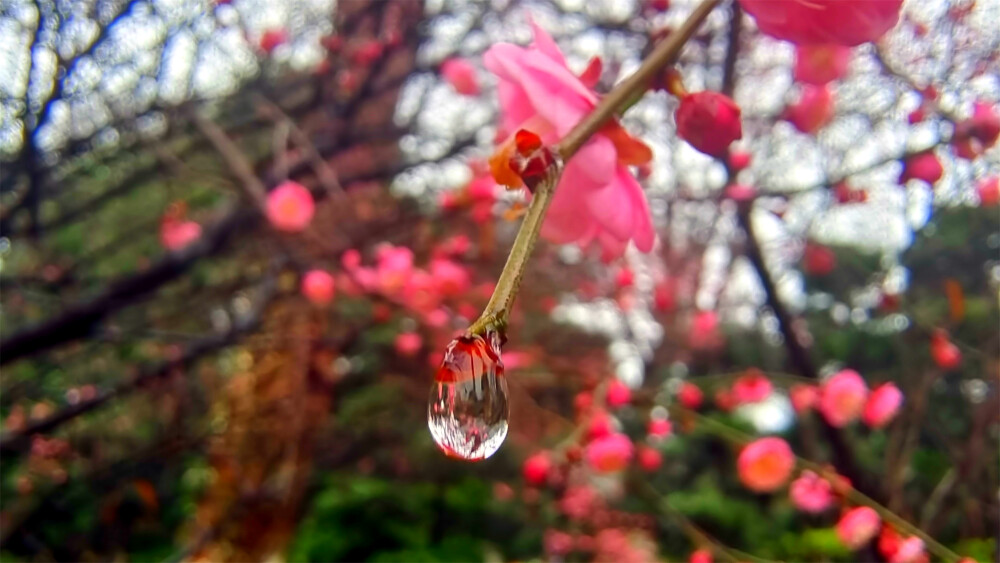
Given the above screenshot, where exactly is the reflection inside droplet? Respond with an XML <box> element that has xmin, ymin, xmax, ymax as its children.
<box><xmin>427</xmin><ymin>331</ymin><xmax>509</xmax><ymax>461</ymax></box>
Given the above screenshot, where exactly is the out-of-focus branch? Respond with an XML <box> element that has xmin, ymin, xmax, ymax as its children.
<box><xmin>0</xmin><ymin>278</ymin><xmax>277</xmax><ymax>454</ymax></box>
<box><xmin>736</xmin><ymin>206</ymin><xmax>875</xmax><ymax>499</ymax></box>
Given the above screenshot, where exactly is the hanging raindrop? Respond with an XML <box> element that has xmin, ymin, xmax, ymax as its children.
<box><xmin>427</xmin><ymin>330</ymin><xmax>509</xmax><ymax>461</ymax></box>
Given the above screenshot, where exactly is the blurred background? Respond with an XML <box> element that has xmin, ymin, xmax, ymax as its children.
<box><xmin>0</xmin><ymin>0</ymin><xmax>997</xmax><ymax>561</ymax></box>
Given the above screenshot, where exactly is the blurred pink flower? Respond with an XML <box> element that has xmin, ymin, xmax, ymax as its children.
<box><xmin>863</xmin><ymin>383</ymin><xmax>903</xmax><ymax>428</ymax></box>
<box><xmin>544</xmin><ymin>529</ymin><xmax>574</xmax><ymax>557</ymax></box>
<box><xmin>690</xmin><ymin>548</ymin><xmax>713</xmax><ymax>563</ymax></box>
<box><xmin>394</xmin><ymin>332</ymin><xmax>422</xmax><ymax>357</ymax></box>
<box><xmin>678</xmin><ymin>382</ymin><xmax>704</xmax><ymax>409</ymax></box>
<box><xmin>341</xmin><ymin>249</ymin><xmax>362</xmax><ymax>270</ymax></box>
<box><xmin>688</xmin><ymin>310</ymin><xmax>723</xmax><ymax>350</ymax></box>
<box><xmin>484</xmin><ymin>21</ymin><xmax>655</xmax><ymax>259</ymax></box>
<box><xmin>375</xmin><ymin>244</ymin><xmax>414</xmax><ymax>294</ymax></box>
<box><xmin>794</xmin><ymin>44</ymin><xmax>852</xmax><ymax>85</ymax></box>
<box><xmin>585</xmin><ymin>432</ymin><xmax>634</xmax><ymax>473</ymax></box>
<box><xmin>259</xmin><ymin>29</ymin><xmax>288</xmax><ymax>54</ymax></box>
<box><xmin>301</xmin><ymin>269</ymin><xmax>335</xmax><ymax>305</ymax></box>
<box><xmin>953</xmin><ymin>101</ymin><xmax>1000</xmax><ymax>157</ymax></box>
<box><xmin>789</xmin><ymin>384</ymin><xmax>819</xmax><ymax>414</ymax></box>
<box><xmin>786</xmin><ymin>84</ymin><xmax>834</xmax><ymax>134</ymax></box>
<box><xmin>615</xmin><ymin>267</ymin><xmax>635</xmax><ymax>289</ymax></box>
<box><xmin>559</xmin><ymin>485</ymin><xmax>599</xmax><ymax>520</ymax></box>
<box><xmin>160</xmin><ymin>217</ymin><xmax>201</xmax><ymax>251</ymax></box>
<box><xmin>836</xmin><ymin>506</ymin><xmax>880</xmax><ymax>549</ymax></box>
<box><xmin>930</xmin><ymin>331</ymin><xmax>962</xmax><ymax>370</ymax></box>
<box><xmin>606</xmin><ymin>379</ymin><xmax>632</xmax><ymax>408</ymax></box>
<box><xmin>737</xmin><ymin>437</ymin><xmax>795</xmax><ymax>493</ymax></box>
<box><xmin>802</xmin><ymin>243</ymin><xmax>836</xmax><ymax>276</ymax></box>
<box><xmin>732</xmin><ymin>369</ymin><xmax>772</xmax><ymax>404</ymax></box>
<box><xmin>977</xmin><ymin>176</ymin><xmax>999</xmax><ymax>206</ymax></box>
<box><xmin>676</xmin><ymin>91</ymin><xmax>743</xmax><ymax>157</ymax></box>
<box><xmin>890</xmin><ymin>537</ymin><xmax>925</xmax><ymax>563</ymax></box>
<box><xmin>429</xmin><ymin>258</ymin><xmax>471</xmax><ymax>297</ymax></box>
<box><xmin>789</xmin><ymin>470</ymin><xmax>834</xmax><ymax>513</ymax></box>
<box><xmin>725</xmin><ymin>183</ymin><xmax>756</xmax><ymax>202</ymax></box>
<box><xmin>266</xmin><ymin>180</ymin><xmax>315</xmax><ymax>232</ymax></box>
<box><xmin>522</xmin><ymin>451</ymin><xmax>551</xmax><ymax>486</ymax></box>
<box><xmin>441</xmin><ymin>58</ymin><xmax>480</xmax><ymax>95</ymax></box>
<box><xmin>739</xmin><ymin>0</ymin><xmax>903</xmax><ymax>46</ymax></box>
<box><xmin>729</xmin><ymin>150</ymin><xmax>752</xmax><ymax>171</ymax></box>
<box><xmin>637</xmin><ymin>446</ymin><xmax>663</xmax><ymax>471</ymax></box>
<box><xmin>648</xmin><ymin>417</ymin><xmax>672</xmax><ymax>439</ymax></box>
<box><xmin>819</xmin><ymin>369</ymin><xmax>869</xmax><ymax>427</ymax></box>
<box><xmin>899</xmin><ymin>152</ymin><xmax>943</xmax><ymax>186</ymax></box>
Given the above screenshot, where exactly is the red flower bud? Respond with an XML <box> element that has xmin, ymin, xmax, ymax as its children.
<box><xmin>675</xmin><ymin>91</ymin><xmax>743</xmax><ymax>157</ymax></box>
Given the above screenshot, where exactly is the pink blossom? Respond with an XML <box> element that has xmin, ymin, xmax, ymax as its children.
<box><xmin>790</xmin><ymin>384</ymin><xmax>819</xmax><ymax>414</ymax></box>
<box><xmin>654</xmin><ymin>279</ymin><xmax>676</xmax><ymax>312</ymax></box>
<box><xmin>803</xmin><ymin>243</ymin><xmax>836</xmax><ymax>276</ymax></box>
<box><xmin>786</xmin><ymin>84</ymin><xmax>834</xmax><ymax>133</ymax></box>
<box><xmin>819</xmin><ymin>369</ymin><xmax>869</xmax><ymax>427</ymax></box>
<box><xmin>789</xmin><ymin>470</ymin><xmax>834</xmax><ymax>513</ymax></box>
<box><xmin>615</xmin><ymin>267</ymin><xmax>635</xmax><ymax>289</ymax></box>
<box><xmin>690</xmin><ymin>549</ymin><xmax>713</xmax><ymax>563</ymax></box>
<box><xmin>259</xmin><ymin>29</ymin><xmax>288</xmax><ymax>54</ymax></box>
<box><xmin>678</xmin><ymin>382</ymin><xmax>704</xmax><ymax>409</ymax></box>
<box><xmin>688</xmin><ymin>310</ymin><xmax>723</xmax><ymax>350</ymax></box>
<box><xmin>484</xmin><ymin>22</ymin><xmax>655</xmax><ymax>259</ymax></box>
<box><xmin>891</xmin><ymin>537</ymin><xmax>925</xmax><ymax>563</ymax></box>
<box><xmin>544</xmin><ymin>529</ymin><xmax>574</xmax><ymax>557</ymax></box>
<box><xmin>739</xmin><ymin>0</ymin><xmax>903</xmax><ymax>46</ymax></box>
<box><xmin>794</xmin><ymin>44</ymin><xmax>852</xmax><ymax>85</ymax></box>
<box><xmin>586</xmin><ymin>411</ymin><xmax>613</xmax><ymax>441</ymax></box>
<box><xmin>375</xmin><ymin>244</ymin><xmax>414</xmax><ymax>294</ymax></box>
<box><xmin>977</xmin><ymin>176</ymin><xmax>999</xmax><ymax>207</ymax></box>
<box><xmin>341</xmin><ymin>249</ymin><xmax>361</xmax><ymax>270</ymax></box>
<box><xmin>732</xmin><ymin>369</ymin><xmax>772</xmax><ymax>404</ymax></box>
<box><xmin>637</xmin><ymin>446</ymin><xmax>663</xmax><ymax>471</ymax></box>
<box><xmin>648</xmin><ymin>417</ymin><xmax>673</xmax><ymax>439</ymax></box>
<box><xmin>930</xmin><ymin>331</ymin><xmax>962</xmax><ymax>370</ymax></box>
<box><xmin>836</xmin><ymin>506</ymin><xmax>881</xmax><ymax>549</ymax></box>
<box><xmin>266</xmin><ymin>181</ymin><xmax>315</xmax><ymax>232</ymax></box>
<box><xmin>899</xmin><ymin>152</ymin><xmax>943</xmax><ymax>186</ymax></box>
<box><xmin>737</xmin><ymin>437</ymin><xmax>795</xmax><ymax>493</ymax></box>
<box><xmin>301</xmin><ymin>270</ymin><xmax>335</xmax><ymax>305</ymax></box>
<box><xmin>560</xmin><ymin>485</ymin><xmax>599</xmax><ymax>520</ymax></box>
<box><xmin>863</xmin><ymin>383</ymin><xmax>903</xmax><ymax>428</ymax></box>
<box><xmin>160</xmin><ymin>217</ymin><xmax>201</xmax><ymax>251</ymax></box>
<box><xmin>404</xmin><ymin>269</ymin><xmax>441</xmax><ymax>313</ymax></box>
<box><xmin>351</xmin><ymin>40</ymin><xmax>383</xmax><ymax>65</ymax></box>
<box><xmin>435</xmin><ymin>234</ymin><xmax>472</xmax><ymax>257</ymax></box>
<box><xmin>429</xmin><ymin>258</ymin><xmax>471</xmax><ymax>297</ymax></box>
<box><xmin>606</xmin><ymin>379</ymin><xmax>632</xmax><ymax>408</ymax></box>
<box><xmin>725</xmin><ymin>183</ymin><xmax>756</xmax><ymax>202</ymax></box>
<box><xmin>394</xmin><ymin>332</ymin><xmax>422</xmax><ymax>357</ymax></box>
<box><xmin>953</xmin><ymin>101</ymin><xmax>1000</xmax><ymax>157</ymax></box>
<box><xmin>585</xmin><ymin>432</ymin><xmax>634</xmax><ymax>473</ymax></box>
<box><xmin>441</xmin><ymin>58</ymin><xmax>480</xmax><ymax>96</ymax></box>
<box><xmin>729</xmin><ymin>150</ymin><xmax>752</xmax><ymax>171</ymax></box>
<box><xmin>523</xmin><ymin>451</ymin><xmax>551</xmax><ymax>486</ymax></box>
<box><xmin>676</xmin><ymin>91</ymin><xmax>743</xmax><ymax>157</ymax></box>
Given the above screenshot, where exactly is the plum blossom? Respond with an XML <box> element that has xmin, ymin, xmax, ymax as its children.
<box><xmin>441</xmin><ymin>58</ymin><xmax>480</xmax><ymax>95</ymax></box>
<box><xmin>819</xmin><ymin>369</ymin><xmax>869</xmax><ymax>427</ymax></box>
<box><xmin>160</xmin><ymin>213</ymin><xmax>201</xmax><ymax>251</ymax></box>
<box><xmin>637</xmin><ymin>446</ymin><xmax>663</xmax><ymax>471</ymax></box>
<box><xmin>737</xmin><ymin>437</ymin><xmax>795</xmax><ymax>492</ymax></box>
<box><xmin>675</xmin><ymin>91</ymin><xmax>743</xmax><ymax>157</ymax></box>
<box><xmin>863</xmin><ymin>383</ymin><xmax>903</xmax><ymax>428</ymax></box>
<box><xmin>978</xmin><ymin>176</ymin><xmax>999</xmax><ymax>206</ymax></box>
<box><xmin>690</xmin><ymin>549</ymin><xmax>713</xmax><ymax>563</ymax></box>
<box><xmin>789</xmin><ymin>470</ymin><xmax>834</xmax><ymax>513</ymax></box>
<box><xmin>301</xmin><ymin>270</ymin><xmax>335</xmax><ymax>305</ymax></box>
<box><xmin>899</xmin><ymin>152</ymin><xmax>943</xmax><ymax>186</ymax></box>
<box><xmin>678</xmin><ymin>382</ymin><xmax>704</xmax><ymax>409</ymax></box>
<box><xmin>794</xmin><ymin>44</ymin><xmax>852</xmax><ymax>85</ymax></box>
<box><xmin>484</xmin><ymin>21</ymin><xmax>655</xmax><ymax>259</ymax></box>
<box><xmin>930</xmin><ymin>331</ymin><xmax>962</xmax><ymax>370</ymax></box>
<box><xmin>266</xmin><ymin>180</ymin><xmax>315</xmax><ymax>232</ymax></box>
<box><xmin>394</xmin><ymin>332</ymin><xmax>422</xmax><ymax>357</ymax></box>
<box><xmin>523</xmin><ymin>451</ymin><xmax>551</xmax><ymax>486</ymax></box>
<box><xmin>648</xmin><ymin>417</ymin><xmax>672</xmax><ymax>439</ymax></box>
<box><xmin>739</xmin><ymin>0</ymin><xmax>904</xmax><ymax>47</ymax></box>
<box><xmin>836</xmin><ymin>506</ymin><xmax>881</xmax><ymax>549</ymax></box>
<box><xmin>789</xmin><ymin>384</ymin><xmax>819</xmax><ymax>414</ymax></box>
<box><xmin>688</xmin><ymin>310</ymin><xmax>723</xmax><ymax>350</ymax></box>
<box><xmin>585</xmin><ymin>432</ymin><xmax>634</xmax><ymax>473</ymax></box>
<box><xmin>786</xmin><ymin>85</ymin><xmax>834</xmax><ymax>133</ymax></box>
<box><xmin>605</xmin><ymin>379</ymin><xmax>632</xmax><ymax>408</ymax></box>
<box><xmin>732</xmin><ymin>369</ymin><xmax>772</xmax><ymax>404</ymax></box>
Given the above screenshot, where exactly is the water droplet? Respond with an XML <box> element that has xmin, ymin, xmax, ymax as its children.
<box><xmin>427</xmin><ymin>331</ymin><xmax>509</xmax><ymax>461</ymax></box>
